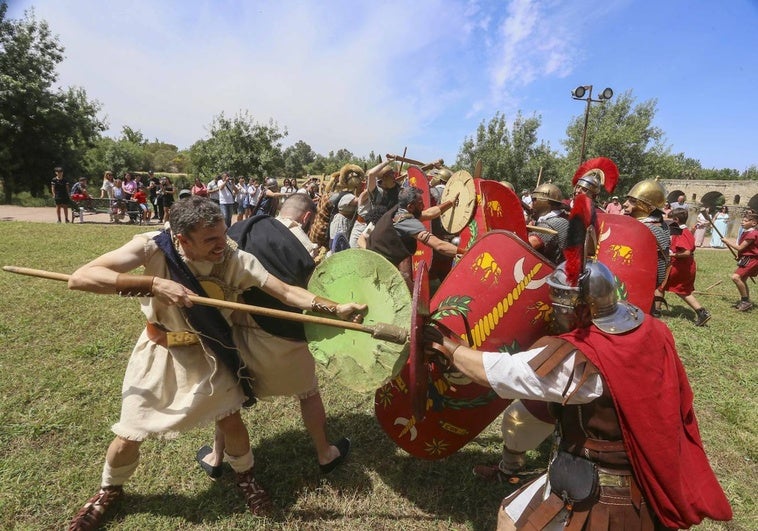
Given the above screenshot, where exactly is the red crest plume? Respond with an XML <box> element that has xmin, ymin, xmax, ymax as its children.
<box><xmin>563</xmin><ymin>195</ymin><xmax>596</xmax><ymax>286</ymax></box>
<box><xmin>572</xmin><ymin>157</ymin><xmax>619</xmax><ymax>194</ymax></box>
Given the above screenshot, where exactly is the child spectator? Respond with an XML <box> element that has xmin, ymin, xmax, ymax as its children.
<box><xmin>722</xmin><ymin>211</ymin><xmax>758</xmax><ymax>311</ymax></box>
<box><xmin>132</xmin><ymin>186</ymin><xmax>149</xmax><ymax>223</ymax></box>
<box><xmin>329</xmin><ymin>193</ymin><xmax>357</xmax><ymax>246</ymax></box>
<box><xmin>664</xmin><ymin>208</ymin><xmax>711</xmax><ymax>326</ymax></box>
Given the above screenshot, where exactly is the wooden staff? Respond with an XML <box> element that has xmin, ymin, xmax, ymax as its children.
<box><xmin>2</xmin><ymin>266</ymin><xmax>409</xmax><ymax>344</ymax></box>
<box><xmin>535</xmin><ymin>167</ymin><xmax>543</xmax><ymax>188</ymax></box>
<box><xmin>699</xmin><ymin>210</ymin><xmax>754</xmax><ymax>283</ymax></box>
<box><xmin>701</xmin><ymin>210</ymin><xmax>738</xmax><ymax>260</ymax></box>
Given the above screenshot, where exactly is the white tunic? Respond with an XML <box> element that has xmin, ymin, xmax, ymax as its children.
<box><xmin>112</xmin><ymin>231</ymin><xmax>269</xmax><ymax>440</ymax></box>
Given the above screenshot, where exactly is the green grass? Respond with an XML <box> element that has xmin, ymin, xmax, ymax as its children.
<box><xmin>0</xmin><ymin>221</ymin><xmax>755</xmax><ymax>530</ymax></box>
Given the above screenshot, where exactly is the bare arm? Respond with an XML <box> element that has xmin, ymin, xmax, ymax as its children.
<box><xmin>415</xmin><ymin>231</ymin><xmax>461</xmax><ymax>257</ymax></box>
<box><xmin>366</xmin><ymin>160</ymin><xmax>392</xmax><ymax>194</ymax></box>
<box><xmin>723</xmin><ymin>237</ymin><xmax>749</xmax><ymax>252</ymax></box>
<box><xmin>67</xmin><ymin>237</ymin><xmax>195</xmax><ymax>306</ymax></box>
<box><xmin>260</xmin><ymin>274</ymin><xmax>367</xmax><ymax>321</ymax></box>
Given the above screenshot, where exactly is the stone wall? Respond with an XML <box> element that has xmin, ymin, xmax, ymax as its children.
<box><xmin>658</xmin><ymin>179</ymin><xmax>758</xmax><ymax>239</ymax></box>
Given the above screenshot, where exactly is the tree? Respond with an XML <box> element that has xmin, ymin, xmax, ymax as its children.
<box><xmin>283</xmin><ymin>140</ymin><xmax>317</xmax><ymax>178</ymax></box>
<box><xmin>562</xmin><ymin>91</ymin><xmax>668</xmax><ymax>194</ymax></box>
<box><xmin>189</xmin><ymin>111</ymin><xmax>287</xmax><ymax>179</ymax></box>
<box><xmin>455</xmin><ymin>111</ymin><xmax>559</xmax><ymax>192</ymax></box>
<box><xmin>0</xmin><ymin>5</ymin><xmax>104</xmax><ymax>203</ymax></box>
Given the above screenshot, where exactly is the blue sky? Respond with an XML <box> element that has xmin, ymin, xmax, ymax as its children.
<box><xmin>8</xmin><ymin>0</ymin><xmax>758</xmax><ymax>172</ymax></box>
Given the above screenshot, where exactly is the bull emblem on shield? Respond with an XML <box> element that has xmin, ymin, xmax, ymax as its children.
<box><xmin>471</xmin><ymin>252</ymin><xmax>501</xmax><ymax>284</ymax></box>
<box><xmin>486</xmin><ymin>200</ymin><xmax>503</xmax><ymax>218</ymax></box>
<box><xmin>608</xmin><ymin>244</ymin><xmax>633</xmax><ymax>265</ymax></box>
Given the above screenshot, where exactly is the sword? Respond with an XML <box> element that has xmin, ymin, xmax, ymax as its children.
<box><xmin>3</xmin><ymin>265</ymin><xmax>409</xmax><ymax>344</ymax></box>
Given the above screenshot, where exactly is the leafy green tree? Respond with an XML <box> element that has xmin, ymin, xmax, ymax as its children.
<box><xmin>0</xmin><ymin>5</ymin><xmax>104</xmax><ymax>203</ymax></box>
<box><xmin>562</xmin><ymin>91</ymin><xmax>668</xmax><ymax>194</ymax></box>
<box><xmin>455</xmin><ymin>111</ymin><xmax>559</xmax><ymax>192</ymax></box>
<box><xmin>189</xmin><ymin>111</ymin><xmax>287</xmax><ymax>179</ymax></box>
<box><xmin>283</xmin><ymin>140</ymin><xmax>317</xmax><ymax>178</ymax></box>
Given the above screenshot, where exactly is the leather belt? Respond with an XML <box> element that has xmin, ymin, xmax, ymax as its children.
<box><xmin>597</xmin><ymin>467</ymin><xmax>633</xmax><ymax>487</ymax></box>
<box><xmin>145</xmin><ymin>321</ymin><xmax>200</xmax><ymax>347</ymax></box>
<box><xmin>355</xmin><ymin>215</ymin><xmax>367</xmax><ymax>224</ymax></box>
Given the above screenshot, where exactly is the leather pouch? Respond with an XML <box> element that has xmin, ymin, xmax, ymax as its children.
<box><xmin>548</xmin><ymin>451</ymin><xmax>599</xmax><ymax>505</ymax></box>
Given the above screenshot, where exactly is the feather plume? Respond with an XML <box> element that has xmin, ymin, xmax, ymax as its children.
<box><xmin>564</xmin><ymin>195</ymin><xmax>596</xmax><ymax>286</ymax></box>
<box><xmin>572</xmin><ymin>157</ymin><xmax>619</xmax><ymax>193</ymax></box>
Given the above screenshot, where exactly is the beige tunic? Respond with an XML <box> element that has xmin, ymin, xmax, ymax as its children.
<box><xmin>112</xmin><ymin>231</ymin><xmax>269</xmax><ymax>440</ymax></box>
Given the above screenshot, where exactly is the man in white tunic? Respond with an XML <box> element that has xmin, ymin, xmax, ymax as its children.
<box><xmin>66</xmin><ymin>196</ymin><xmax>365</xmax><ymax>529</ymax></box>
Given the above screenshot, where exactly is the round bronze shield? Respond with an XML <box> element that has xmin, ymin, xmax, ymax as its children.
<box><xmin>440</xmin><ymin>170</ymin><xmax>476</xmax><ymax>234</ymax></box>
<box><xmin>305</xmin><ymin>249</ymin><xmax>411</xmax><ymax>392</ymax></box>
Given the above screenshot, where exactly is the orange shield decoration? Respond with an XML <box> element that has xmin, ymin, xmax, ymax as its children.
<box><xmin>407</xmin><ymin>166</ymin><xmax>434</xmax><ymax>276</ymax></box>
<box><xmin>408</xmin><ymin>260</ymin><xmax>431</xmax><ymax>421</ymax></box>
<box><xmin>596</xmin><ymin>213</ymin><xmax>658</xmax><ymax>312</ymax></box>
<box><xmin>374</xmin><ymin>231</ymin><xmax>554</xmax><ymax>459</ymax></box>
<box><xmin>458</xmin><ymin>179</ymin><xmax>528</xmax><ymax>251</ymax></box>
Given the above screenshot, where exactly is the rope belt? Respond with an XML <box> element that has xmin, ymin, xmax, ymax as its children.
<box><xmin>146</xmin><ymin>321</ymin><xmax>200</xmax><ymax>348</ymax></box>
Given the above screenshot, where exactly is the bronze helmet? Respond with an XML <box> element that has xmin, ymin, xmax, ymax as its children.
<box><xmin>532</xmin><ymin>183</ymin><xmax>563</xmax><ymax>203</ymax></box>
<box><xmin>625</xmin><ymin>179</ymin><xmax>666</xmax><ymax>217</ymax></box>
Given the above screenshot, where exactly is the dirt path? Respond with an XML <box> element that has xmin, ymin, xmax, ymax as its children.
<box><xmin>0</xmin><ymin>205</ymin><xmax>116</xmax><ymax>224</ymax></box>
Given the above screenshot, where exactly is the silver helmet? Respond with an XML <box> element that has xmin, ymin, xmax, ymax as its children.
<box><xmin>574</xmin><ymin>172</ymin><xmax>602</xmax><ymax>198</ymax></box>
<box><xmin>265</xmin><ymin>177</ymin><xmax>279</xmax><ymax>190</ymax></box>
<box><xmin>547</xmin><ymin>259</ymin><xmax>644</xmax><ymax>334</ymax></box>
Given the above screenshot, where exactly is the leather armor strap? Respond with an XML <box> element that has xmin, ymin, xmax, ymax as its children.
<box><xmin>311</xmin><ymin>296</ymin><xmax>338</xmax><ymax>315</ymax></box>
<box><xmin>527</xmin><ymin>336</ymin><xmax>577</xmax><ymax>377</ymax></box>
<box><xmin>115</xmin><ymin>274</ymin><xmax>155</xmax><ymax>297</ymax></box>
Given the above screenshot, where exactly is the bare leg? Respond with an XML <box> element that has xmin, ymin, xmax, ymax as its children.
<box><xmin>300</xmin><ymin>393</ymin><xmax>340</xmax><ymax>465</ymax></box>
<box><xmin>202</xmin><ymin>424</ymin><xmax>227</xmax><ymax>468</ymax></box>
<box><xmin>105</xmin><ymin>436</ymin><xmax>141</xmax><ymax>468</ymax></box>
<box><xmin>216</xmin><ymin>411</ymin><xmax>250</xmax><ymax>460</ymax></box>
<box><xmin>732</xmin><ymin>273</ymin><xmax>749</xmax><ymax>299</ymax></box>
<box><xmin>680</xmin><ymin>293</ymin><xmax>704</xmax><ymax>312</ymax></box>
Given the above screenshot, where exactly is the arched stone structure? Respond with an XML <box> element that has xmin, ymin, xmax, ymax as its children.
<box><xmin>659</xmin><ymin>179</ymin><xmax>758</xmax><ymax>238</ymax></box>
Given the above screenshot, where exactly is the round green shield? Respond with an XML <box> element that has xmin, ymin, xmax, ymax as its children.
<box><xmin>305</xmin><ymin>249</ymin><xmax>411</xmax><ymax>392</ymax></box>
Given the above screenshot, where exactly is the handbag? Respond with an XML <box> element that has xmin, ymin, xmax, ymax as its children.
<box><xmin>548</xmin><ymin>451</ymin><xmax>599</xmax><ymax>505</ymax></box>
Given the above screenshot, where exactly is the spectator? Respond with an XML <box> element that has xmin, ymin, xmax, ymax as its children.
<box><xmin>206</xmin><ymin>175</ymin><xmax>220</xmax><ymax>204</ymax></box>
<box><xmin>132</xmin><ymin>185</ymin><xmax>150</xmax><ymax>223</ymax></box>
<box><xmin>520</xmin><ymin>189</ymin><xmax>533</xmax><ymax>208</ymax></box>
<box><xmin>710</xmin><ymin>206</ymin><xmax>729</xmax><ymax>248</ymax></box>
<box><xmin>100</xmin><ymin>171</ymin><xmax>115</xmax><ymax>199</ymax></box>
<box><xmin>605</xmin><ymin>196</ymin><xmax>624</xmax><ymax>215</ymax></box>
<box><xmin>694</xmin><ymin>208</ymin><xmax>708</xmax><ymax>247</ymax></box>
<box><xmin>217</xmin><ymin>172</ymin><xmax>236</xmax><ymax>227</ymax></box>
<box><xmin>191</xmin><ymin>177</ymin><xmax>208</xmax><ymax>197</ymax></box>
<box><xmin>122</xmin><ymin>173</ymin><xmax>137</xmax><ymax>199</ymax></box>
<box><xmin>235</xmin><ymin>176</ymin><xmax>249</xmax><ymax>223</ymax></box>
<box><xmin>281</xmin><ymin>178</ymin><xmax>297</xmax><ymax>194</ymax></box>
<box><xmin>50</xmin><ymin>166</ymin><xmax>71</xmax><ymax>223</ymax></box>
<box><xmin>147</xmin><ymin>171</ymin><xmax>160</xmax><ymax>215</ymax></box>
<box><xmin>670</xmin><ymin>194</ymin><xmax>688</xmax><ymax>210</ymax></box>
<box><xmin>159</xmin><ymin>176</ymin><xmax>175</xmax><ymax>223</ymax></box>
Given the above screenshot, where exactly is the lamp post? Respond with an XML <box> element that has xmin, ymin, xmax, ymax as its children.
<box><xmin>571</xmin><ymin>85</ymin><xmax>613</xmax><ymax>162</ymax></box>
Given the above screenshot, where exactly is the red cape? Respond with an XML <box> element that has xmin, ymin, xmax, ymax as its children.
<box><xmin>563</xmin><ymin>318</ymin><xmax>732</xmax><ymax>529</ymax></box>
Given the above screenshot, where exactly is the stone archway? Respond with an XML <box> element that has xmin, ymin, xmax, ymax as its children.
<box><xmin>700</xmin><ymin>191</ymin><xmax>726</xmax><ymax>209</ymax></box>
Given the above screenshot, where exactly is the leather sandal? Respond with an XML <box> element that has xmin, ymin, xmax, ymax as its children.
<box><xmin>319</xmin><ymin>437</ymin><xmax>351</xmax><ymax>474</ymax></box>
<box><xmin>196</xmin><ymin>445</ymin><xmax>223</xmax><ymax>479</ymax></box>
<box><xmin>68</xmin><ymin>485</ymin><xmax>123</xmax><ymax>531</ymax></box>
<box><xmin>236</xmin><ymin>469</ymin><xmax>272</xmax><ymax>516</ymax></box>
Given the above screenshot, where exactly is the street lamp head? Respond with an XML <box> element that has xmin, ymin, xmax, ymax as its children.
<box><xmin>598</xmin><ymin>87</ymin><xmax>614</xmax><ymax>100</ymax></box>
<box><xmin>572</xmin><ymin>85</ymin><xmax>590</xmax><ymax>99</ymax></box>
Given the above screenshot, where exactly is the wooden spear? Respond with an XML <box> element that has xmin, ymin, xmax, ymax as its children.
<box><xmin>2</xmin><ymin>266</ymin><xmax>409</xmax><ymax>344</ymax></box>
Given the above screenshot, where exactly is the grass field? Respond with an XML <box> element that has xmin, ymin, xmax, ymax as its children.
<box><xmin>0</xmin><ymin>220</ymin><xmax>755</xmax><ymax>530</ymax></box>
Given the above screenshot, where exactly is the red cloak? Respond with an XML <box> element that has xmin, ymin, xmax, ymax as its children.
<box><xmin>562</xmin><ymin>318</ymin><xmax>732</xmax><ymax>529</ymax></box>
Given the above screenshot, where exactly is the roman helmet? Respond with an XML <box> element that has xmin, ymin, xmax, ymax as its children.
<box><xmin>547</xmin><ymin>259</ymin><xmax>644</xmax><ymax>334</ymax></box>
<box><xmin>547</xmin><ymin>193</ymin><xmax>643</xmax><ymax>333</ymax></box>
<box><xmin>337</xmin><ymin>163</ymin><xmax>365</xmax><ymax>195</ymax></box>
<box><xmin>265</xmin><ymin>177</ymin><xmax>279</xmax><ymax>191</ymax></box>
<box><xmin>531</xmin><ymin>183</ymin><xmax>563</xmax><ymax>203</ymax></box>
<box><xmin>625</xmin><ymin>179</ymin><xmax>666</xmax><ymax>218</ymax></box>
<box><xmin>430</xmin><ymin>167</ymin><xmax>453</xmax><ymax>187</ymax></box>
<box><xmin>572</xmin><ymin>157</ymin><xmax>620</xmax><ymax>200</ymax></box>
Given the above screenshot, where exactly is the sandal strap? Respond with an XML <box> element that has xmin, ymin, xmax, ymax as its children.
<box><xmin>68</xmin><ymin>486</ymin><xmax>123</xmax><ymax>531</ymax></box>
<box><xmin>237</xmin><ymin>471</ymin><xmax>272</xmax><ymax>516</ymax></box>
